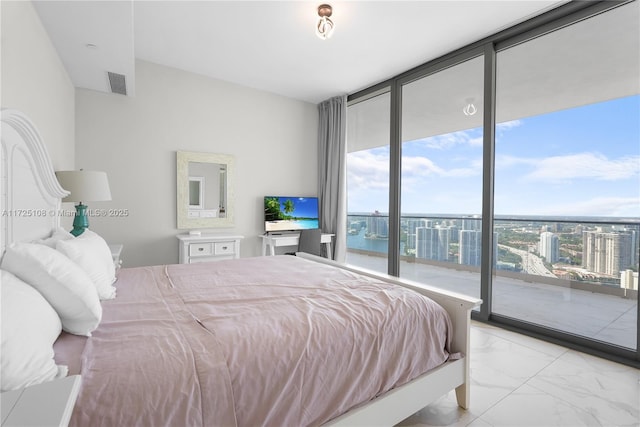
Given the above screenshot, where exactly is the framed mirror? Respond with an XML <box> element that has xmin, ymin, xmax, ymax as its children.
<box><xmin>176</xmin><ymin>151</ymin><xmax>235</xmax><ymax>229</ymax></box>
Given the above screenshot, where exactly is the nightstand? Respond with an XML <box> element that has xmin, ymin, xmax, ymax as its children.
<box><xmin>177</xmin><ymin>234</ymin><xmax>243</xmax><ymax>264</ymax></box>
<box><xmin>1</xmin><ymin>375</ymin><xmax>81</xmax><ymax>427</ymax></box>
<box><xmin>108</xmin><ymin>244</ymin><xmax>123</xmax><ymax>270</ymax></box>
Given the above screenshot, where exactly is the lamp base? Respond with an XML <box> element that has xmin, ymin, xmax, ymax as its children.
<box><xmin>70</xmin><ymin>203</ymin><xmax>89</xmax><ymax>236</ymax></box>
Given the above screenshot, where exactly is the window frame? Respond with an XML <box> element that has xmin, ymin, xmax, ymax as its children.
<box><xmin>345</xmin><ymin>0</ymin><xmax>639</xmax><ymax>368</ymax></box>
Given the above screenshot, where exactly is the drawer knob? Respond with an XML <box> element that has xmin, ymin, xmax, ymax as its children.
<box><xmin>222</xmin><ymin>246</ymin><xmax>228</xmax><ymax>250</ymax></box>
<box><xmin>198</xmin><ymin>247</ymin><xmax>204</xmax><ymax>251</ymax></box>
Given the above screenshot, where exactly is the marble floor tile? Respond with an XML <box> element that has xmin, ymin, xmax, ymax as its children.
<box><xmin>526</xmin><ymin>350</ymin><xmax>640</xmax><ymax>427</ymax></box>
<box><xmin>471</xmin><ymin>322</ymin><xmax>568</xmax><ymax>359</ymax></box>
<box><xmin>478</xmin><ymin>383</ymin><xmax>605</xmax><ymax>426</ymax></box>
<box><xmin>396</xmin><ymin>322</ymin><xmax>640</xmax><ymax>427</ymax></box>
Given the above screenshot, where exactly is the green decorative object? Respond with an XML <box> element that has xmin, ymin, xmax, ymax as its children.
<box><xmin>55</xmin><ymin>170</ymin><xmax>112</xmax><ymax>236</ymax></box>
<box><xmin>70</xmin><ymin>203</ymin><xmax>89</xmax><ymax>236</ymax></box>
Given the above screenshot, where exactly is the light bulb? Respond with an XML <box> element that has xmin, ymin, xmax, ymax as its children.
<box><xmin>316</xmin><ymin>16</ymin><xmax>334</xmax><ymax>39</ymax></box>
<box><xmin>316</xmin><ymin>4</ymin><xmax>335</xmax><ymax>40</ymax></box>
<box><xmin>463</xmin><ymin>102</ymin><xmax>477</xmax><ymax>116</ymax></box>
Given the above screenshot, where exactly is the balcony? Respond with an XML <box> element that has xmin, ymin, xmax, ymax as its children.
<box><xmin>346</xmin><ymin>214</ymin><xmax>639</xmax><ymax>351</ymax></box>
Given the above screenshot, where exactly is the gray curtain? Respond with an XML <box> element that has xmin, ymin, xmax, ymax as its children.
<box><xmin>317</xmin><ymin>95</ymin><xmax>347</xmax><ymax>262</ymax></box>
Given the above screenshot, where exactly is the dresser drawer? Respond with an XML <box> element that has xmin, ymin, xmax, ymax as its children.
<box><xmin>188</xmin><ymin>256</ymin><xmax>231</xmax><ymax>263</ymax></box>
<box><xmin>189</xmin><ymin>243</ymin><xmax>213</xmax><ymax>256</ymax></box>
<box><xmin>214</xmin><ymin>241</ymin><xmax>235</xmax><ymax>255</ymax></box>
<box><xmin>178</xmin><ymin>234</ymin><xmax>243</xmax><ymax>264</ymax></box>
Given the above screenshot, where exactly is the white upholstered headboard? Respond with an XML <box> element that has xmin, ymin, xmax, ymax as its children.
<box><xmin>1</xmin><ymin>109</ymin><xmax>69</xmax><ymax>255</ymax></box>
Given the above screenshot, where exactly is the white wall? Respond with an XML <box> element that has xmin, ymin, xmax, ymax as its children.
<box><xmin>0</xmin><ymin>1</ymin><xmax>75</xmax><ymax>171</ymax></box>
<box><xmin>76</xmin><ymin>60</ymin><xmax>318</xmax><ymax>267</ymax></box>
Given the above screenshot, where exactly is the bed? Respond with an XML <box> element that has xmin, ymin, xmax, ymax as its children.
<box><xmin>0</xmin><ymin>109</ymin><xmax>482</xmax><ymax>427</ymax></box>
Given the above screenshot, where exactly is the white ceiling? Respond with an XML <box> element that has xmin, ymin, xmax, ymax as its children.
<box><xmin>348</xmin><ymin>0</ymin><xmax>639</xmax><ymax>151</ymax></box>
<box><xmin>33</xmin><ymin>0</ymin><xmax>570</xmax><ymax>104</ymax></box>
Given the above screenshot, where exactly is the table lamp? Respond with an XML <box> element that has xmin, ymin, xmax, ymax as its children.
<box><xmin>55</xmin><ymin>170</ymin><xmax>112</xmax><ymax>236</ymax></box>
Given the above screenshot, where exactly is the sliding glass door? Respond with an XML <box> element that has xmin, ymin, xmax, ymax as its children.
<box><xmin>493</xmin><ymin>1</ymin><xmax>639</xmax><ymax>350</ymax></box>
<box><xmin>345</xmin><ymin>0</ymin><xmax>639</xmax><ymax>364</ymax></box>
<box><xmin>398</xmin><ymin>56</ymin><xmax>485</xmax><ymax>301</ymax></box>
<box><xmin>346</xmin><ymin>90</ymin><xmax>391</xmax><ymax>274</ymax></box>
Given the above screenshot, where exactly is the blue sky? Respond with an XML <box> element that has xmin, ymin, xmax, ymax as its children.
<box><xmin>270</xmin><ymin>196</ymin><xmax>319</xmax><ymax>218</ymax></box>
<box><xmin>347</xmin><ymin>95</ymin><xmax>640</xmax><ymax>217</ymax></box>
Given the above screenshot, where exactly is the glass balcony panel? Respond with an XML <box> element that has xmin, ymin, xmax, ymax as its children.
<box><xmin>494</xmin><ymin>2</ymin><xmax>639</xmax><ymax>350</ymax></box>
<box><xmin>398</xmin><ymin>56</ymin><xmax>485</xmax><ymax>301</ymax></box>
<box><xmin>346</xmin><ymin>91</ymin><xmax>391</xmax><ymax>274</ymax></box>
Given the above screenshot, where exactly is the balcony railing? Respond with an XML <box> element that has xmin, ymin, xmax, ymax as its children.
<box><xmin>347</xmin><ymin>213</ymin><xmax>640</xmax><ymax>298</ymax></box>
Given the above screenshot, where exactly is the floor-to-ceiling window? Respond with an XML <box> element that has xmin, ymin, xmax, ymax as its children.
<box><xmin>493</xmin><ymin>1</ymin><xmax>639</xmax><ymax>351</ymax></box>
<box><xmin>345</xmin><ymin>90</ymin><xmax>391</xmax><ymax>274</ymax></box>
<box><xmin>398</xmin><ymin>56</ymin><xmax>485</xmax><ymax>301</ymax></box>
<box><xmin>345</xmin><ymin>0</ymin><xmax>639</xmax><ymax>366</ymax></box>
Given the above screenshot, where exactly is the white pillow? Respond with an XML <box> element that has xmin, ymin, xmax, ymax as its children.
<box><xmin>34</xmin><ymin>227</ymin><xmax>74</xmax><ymax>248</ymax></box>
<box><xmin>1</xmin><ymin>243</ymin><xmax>102</xmax><ymax>336</ymax></box>
<box><xmin>56</xmin><ymin>229</ymin><xmax>116</xmax><ymax>300</ymax></box>
<box><xmin>1</xmin><ymin>270</ymin><xmax>68</xmax><ymax>391</ymax></box>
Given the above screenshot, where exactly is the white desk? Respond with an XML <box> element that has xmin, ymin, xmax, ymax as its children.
<box><xmin>260</xmin><ymin>233</ymin><xmax>334</xmax><ymax>259</ymax></box>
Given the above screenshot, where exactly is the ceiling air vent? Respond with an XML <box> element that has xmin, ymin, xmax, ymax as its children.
<box><xmin>108</xmin><ymin>72</ymin><xmax>127</xmax><ymax>96</ymax></box>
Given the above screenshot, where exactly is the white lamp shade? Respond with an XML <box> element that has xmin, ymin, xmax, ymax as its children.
<box><xmin>55</xmin><ymin>170</ymin><xmax>112</xmax><ymax>203</ymax></box>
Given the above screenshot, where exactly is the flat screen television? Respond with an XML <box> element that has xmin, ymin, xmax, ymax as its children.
<box><xmin>264</xmin><ymin>196</ymin><xmax>319</xmax><ymax>233</ymax></box>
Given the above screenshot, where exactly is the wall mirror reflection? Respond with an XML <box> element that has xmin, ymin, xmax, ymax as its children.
<box><xmin>177</xmin><ymin>151</ymin><xmax>234</xmax><ymax>229</ymax></box>
<box><xmin>188</xmin><ymin>176</ymin><xmax>204</xmax><ymax>209</ymax></box>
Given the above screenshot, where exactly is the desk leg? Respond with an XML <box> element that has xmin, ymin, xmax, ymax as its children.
<box><xmin>323</xmin><ymin>242</ymin><xmax>332</xmax><ymax>260</ymax></box>
<box><xmin>262</xmin><ymin>238</ymin><xmax>267</xmax><ymax>256</ymax></box>
<box><xmin>266</xmin><ymin>235</ymin><xmax>276</xmax><ymax>256</ymax></box>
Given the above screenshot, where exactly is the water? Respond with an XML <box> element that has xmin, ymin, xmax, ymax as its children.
<box><xmin>347</xmin><ymin>229</ymin><xmax>389</xmax><ymax>253</ymax></box>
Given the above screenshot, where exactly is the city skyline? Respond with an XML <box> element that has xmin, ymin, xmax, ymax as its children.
<box><xmin>347</xmin><ymin>95</ymin><xmax>640</xmax><ymax>218</ymax></box>
<box><xmin>348</xmin><ymin>213</ymin><xmax>639</xmax><ymax>287</ymax></box>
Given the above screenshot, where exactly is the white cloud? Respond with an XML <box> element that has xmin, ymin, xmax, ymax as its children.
<box><xmin>401</xmin><ymin>156</ymin><xmax>443</xmax><ymax>176</ymax></box>
<box><xmin>401</xmin><ymin>155</ymin><xmax>482</xmax><ymax>180</ymax></box>
<box><xmin>347</xmin><ymin>150</ymin><xmax>389</xmax><ymax>191</ymax></box>
<box><xmin>496</xmin><ymin>120</ymin><xmax>523</xmax><ymax>132</ymax></box>
<box><xmin>411</xmin><ymin>128</ymin><xmax>482</xmax><ymax>150</ymax></box>
<box><xmin>528</xmin><ymin>153</ymin><xmax>640</xmax><ymax>182</ymax></box>
<box><xmin>536</xmin><ymin>196</ymin><xmax>640</xmax><ymax>217</ymax></box>
<box><xmin>496</xmin><ymin>152</ymin><xmax>640</xmax><ymax>183</ymax></box>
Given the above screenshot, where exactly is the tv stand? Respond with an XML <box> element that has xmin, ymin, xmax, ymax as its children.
<box><xmin>260</xmin><ymin>232</ymin><xmax>334</xmax><ymax>259</ymax></box>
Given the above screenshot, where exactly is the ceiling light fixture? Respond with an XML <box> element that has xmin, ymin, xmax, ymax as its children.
<box><xmin>316</xmin><ymin>4</ymin><xmax>335</xmax><ymax>40</ymax></box>
<box><xmin>463</xmin><ymin>98</ymin><xmax>478</xmax><ymax>116</ymax></box>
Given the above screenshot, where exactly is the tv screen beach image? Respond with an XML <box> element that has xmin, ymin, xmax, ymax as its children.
<box><xmin>264</xmin><ymin>196</ymin><xmax>319</xmax><ymax>232</ymax></box>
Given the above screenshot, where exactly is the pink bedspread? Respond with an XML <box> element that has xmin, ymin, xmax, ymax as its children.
<box><xmin>66</xmin><ymin>255</ymin><xmax>453</xmax><ymax>427</ymax></box>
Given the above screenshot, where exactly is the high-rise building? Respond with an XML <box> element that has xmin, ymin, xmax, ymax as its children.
<box><xmin>406</xmin><ymin>219</ymin><xmax>431</xmax><ymax>233</ymax></box>
<box><xmin>416</xmin><ymin>227</ymin><xmax>439</xmax><ymax>260</ymax></box>
<box><xmin>415</xmin><ymin>226</ymin><xmax>449</xmax><ymax>261</ymax></box>
<box><xmin>448</xmin><ymin>225</ymin><xmax>459</xmax><ymax>243</ymax></box>
<box><xmin>621</xmin><ymin>269</ymin><xmax>639</xmax><ymax>291</ymax></box>
<box><xmin>437</xmin><ymin>227</ymin><xmax>450</xmax><ymax>261</ymax></box>
<box><xmin>406</xmin><ymin>219</ymin><xmax>430</xmax><ymax>250</ymax></box>
<box><xmin>583</xmin><ymin>231</ymin><xmax>633</xmax><ymax>277</ymax></box>
<box><xmin>539</xmin><ymin>231</ymin><xmax>559</xmax><ymax>263</ymax></box>
<box><xmin>623</xmin><ymin>228</ymin><xmax>638</xmax><ymax>267</ymax></box>
<box><xmin>366</xmin><ymin>214</ymin><xmax>388</xmax><ymax>238</ymax></box>
<box><xmin>459</xmin><ymin>230</ymin><xmax>482</xmax><ymax>266</ymax></box>
<box><xmin>406</xmin><ymin>233</ymin><xmax>416</xmax><ymax>251</ymax></box>
<box><xmin>461</xmin><ymin>216</ymin><xmax>481</xmax><ymax>231</ymax></box>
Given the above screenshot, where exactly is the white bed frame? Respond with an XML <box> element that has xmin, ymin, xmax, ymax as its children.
<box><xmin>1</xmin><ymin>109</ymin><xmax>68</xmax><ymax>254</ymax></box>
<box><xmin>1</xmin><ymin>109</ymin><xmax>482</xmax><ymax>427</ymax></box>
<box><xmin>302</xmin><ymin>253</ymin><xmax>481</xmax><ymax>426</ymax></box>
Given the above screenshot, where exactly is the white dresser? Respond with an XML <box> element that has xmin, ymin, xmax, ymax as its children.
<box><xmin>177</xmin><ymin>233</ymin><xmax>243</xmax><ymax>264</ymax></box>
<box><xmin>1</xmin><ymin>375</ymin><xmax>81</xmax><ymax>427</ymax></box>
